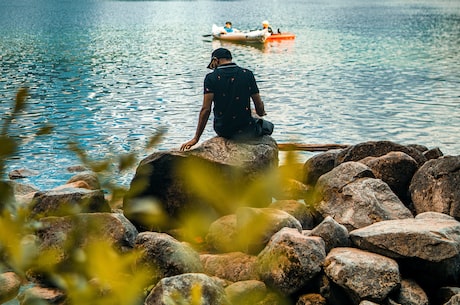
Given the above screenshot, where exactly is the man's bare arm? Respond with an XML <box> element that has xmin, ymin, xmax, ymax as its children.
<box><xmin>180</xmin><ymin>93</ymin><xmax>213</xmax><ymax>151</ymax></box>
<box><xmin>251</xmin><ymin>93</ymin><xmax>266</xmax><ymax>116</ymax></box>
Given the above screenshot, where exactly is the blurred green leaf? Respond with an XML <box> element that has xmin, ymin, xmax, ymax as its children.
<box><xmin>88</xmin><ymin>159</ymin><xmax>111</xmax><ymax>173</ymax></box>
<box><xmin>67</xmin><ymin>141</ymin><xmax>89</xmax><ymax>164</ymax></box>
<box><xmin>36</xmin><ymin>123</ymin><xmax>54</xmax><ymax>136</ymax></box>
<box><xmin>14</xmin><ymin>87</ymin><xmax>28</xmax><ymax>114</ymax></box>
<box><xmin>0</xmin><ymin>135</ymin><xmax>17</xmax><ymax>158</ymax></box>
<box><xmin>118</xmin><ymin>153</ymin><xmax>137</xmax><ymax>172</ymax></box>
<box><xmin>180</xmin><ymin>158</ymin><xmax>234</xmax><ymax>215</ymax></box>
<box><xmin>146</xmin><ymin>128</ymin><xmax>166</xmax><ymax>149</ymax></box>
<box><xmin>0</xmin><ymin>89</ymin><xmax>171</xmax><ymax>304</ymax></box>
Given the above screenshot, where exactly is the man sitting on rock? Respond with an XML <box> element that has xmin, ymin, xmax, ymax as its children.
<box><xmin>180</xmin><ymin>48</ymin><xmax>273</xmax><ymax>151</ymax></box>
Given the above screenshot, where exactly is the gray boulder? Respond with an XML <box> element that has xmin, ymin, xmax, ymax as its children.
<box><xmin>236</xmin><ymin>207</ymin><xmax>302</xmax><ymax>254</ymax></box>
<box><xmin>18</xmin><ymin>286</ymin><xmax>66</xmax><ymax>305</ymax></box>
<box><xmin>445</xmin><ymin>294</ymin><xmax>460</xmax><ymax>305</ymax></box>
<box><xmin>273</xmin><ymin>178</ymin><xmax>312</xmax><ymax>200</ymax></box>
<box><xmin>350</xmin><ymin>216</ymin><xmax>460</xmax><ymax>287</ymax></box>
<box><xmin>36</xmin><ymin>212</ymin><xmax>138</xmax><ymax>267</ymax></box>
<box><xmin>7</xmin><ymin>180</ymin><xmax>39</xmax><ymax>207</ymax></box>
<box><xmin>319</xmin><ymin>274</ymin><xmax>354</xmax><ymax>305</ymax></box>
<box><xmin>359</xmin><ymin>151</ymin><xmax>418</xmax><ymax>204</ymax></box>
<box><xmin>390</xmin><ymin>278</ymin><xmax>429</xmax><ymax>305</ymax></box>
<box><xmin>144</xmin><ymin>273</ymin><xmax>231</xmax><ymax>305</ymax></box>
<box><xmin>0</xmin><ymin>272</ymin><xmax>21</xmax><ymax>303</ymax></box>
<box><xmin>200</xmin><ymin>252</ymin><xmax>259</xmax><ymax>282</ymax></box>
<box><xmin>296</xmin><ymin>293</ymin><xmax>327</xmax><ymax>305</ymax></box>
<box><xmin>302</xmin><ymin>150</ymin><xmax>341</xmax><ymax>186</ymax></box>
<box><xmin>135</xmin><ymin>232</ymin><xmax>203</xmax><ymax>284</ymax></box>
<box><xmin>189</xmin><ymin>136</ymin><xmax>278</xmax><ymax>174</ymax></box>
<box><xmin>423</xmin><ymin>147</ymin><xmax>444</xmax><ymax>160</ymax></box>
<box><xmin>308</xmin><ymin>216</ymin><xmax>350</xmax><ymax>253</ymax></box>
<box><xmin>30</xmin><ymin>188</ymin><xmax>109</xmax><ymax>218</ymax></box>
<box><xmin>315</xmin><ymin>160</ymin><xmax>375</xmax><ymax>192</ymax></box>
<box><xmin>65</xmin><ymin>171</ymin><xmax>101</xmax><ymax>190</ymax></box>
<box><xmin>335</xmin><ymin>140</ymin><xmax>427</xmax><ymax>166</ymax></box>
<box><xmin>350</xmin><ymin>217</ymin><xmax>460</xmax><ymax>262</ymax></box>
<box><xmin>8</xmin><ymin>168</ymin><xmax>39</xmax><ymax>179</ymax></box>
<box><xmin>314</xmin><ymin>162</ymin><xmax>413</xmax><ymax>231</ymax></box>
<box><xmin>410</xmin><ymin>155</ymin><xmax>460</xmax><ymax>218</ymax></box>
<box><xmin>323</xmin><ymin>247</ymin><xmax>400</xmax><ymax>304</ymax></box>
<box><xmin>269</xmin><ymin>199</ymin><xmax>317</xmax><ymax>230</ymax></box>
<box><xmin>407</xmin><ymin>143</ymin><xmax>429</xmax><ymax>153</ymax></box>
<box><xmin>206</xmin><ymin>214</ymin><xmax>238</xmax><ymax>253</ymax></box>
<box><xmin>225</xmin><ymin>280</ymin><xmax>267</xmax><ymax>305</ymax></box>
<box><xmin>205</xmin><ymin>207</ymin><xmax>303</xmax><ymax>255</ymax></box>
<box><xmin>123</xmin><ymin>136</ymin><xmax>278</xmax><ymax>231</ymax></box>
<box><xmin>8</xmin><ymin>180</ymin><xmax>38</xmax><ymax>195</ymax></box>
<box><xmin>66</xmin><ymin>165</ymin><xmax>88</xmax><ymax>173</ymax></box>
<box><xmin>257</xmin><ymin>227</ymin><xmax>326</xmax><ymax>295</ymax></box>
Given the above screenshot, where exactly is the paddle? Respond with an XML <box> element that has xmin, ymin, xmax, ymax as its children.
<box><xmin>277</xmin><ymin>143</ymin><xmax>349</xmax><ymax>151</ymax></box>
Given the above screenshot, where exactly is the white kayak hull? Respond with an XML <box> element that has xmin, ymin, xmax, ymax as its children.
<box><xmin>211</xmin><ymin>24</ymin><xmax>271</xmax><ymax>43</ymax></box>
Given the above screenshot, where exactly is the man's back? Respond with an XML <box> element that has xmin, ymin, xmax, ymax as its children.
<box><xmin>204</xmin><ymin>63</ymin><xmax>259</xmax><ymax>138</ymax></box>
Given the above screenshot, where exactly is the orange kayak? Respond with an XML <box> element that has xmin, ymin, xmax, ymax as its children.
<box><xmin>265</xmin><ymin>32</ymin><xmax>296</xmax><ymax>41</ymax></box>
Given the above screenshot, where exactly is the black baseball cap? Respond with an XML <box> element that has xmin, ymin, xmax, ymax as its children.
<box><xmin>207</xmin><ymin>48</ymin><xmax>232</xmax><ymax>69</ymax></box>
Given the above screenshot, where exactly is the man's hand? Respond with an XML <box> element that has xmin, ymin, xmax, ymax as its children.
<box><xmin>180</xmin><ymin>138</ymin><xmax>198</xmax><ymax>151</ymax></box>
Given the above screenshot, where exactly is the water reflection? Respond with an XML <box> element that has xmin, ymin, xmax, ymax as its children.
<box><xmin>210</xmin><ymin>39</ymin><xmax>296</xmax><ymax>54</ymax></box>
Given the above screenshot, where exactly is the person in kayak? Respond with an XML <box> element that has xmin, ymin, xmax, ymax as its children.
<box><xmin>262</xmin><ymin>20</ymin><xmax>273</xmax><ymax>34</ymax></box>
<box><xmin>223</xmin><ymin>21</ymin><xmax>234</xmax><ymax>33</ymax></box>
<box><xmin>220</xmin><ymin>21</ymin><xmax>240</xmax><ymax>34</ymax></box>
<box><xmin>180</xmin><ymin>48</ymin><xmax>272</xmax><ymax>151</ymax></box>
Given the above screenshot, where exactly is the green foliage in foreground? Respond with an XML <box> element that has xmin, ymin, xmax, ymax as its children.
<box><xmin>0</xmin><ymin>89</ymin><xmax>157</xmax><ymax>304</ymax></box>
<box><xmin>0</xmin><ymin>88</ymin><xmax>299</xmax><ymax>304</ymax></box>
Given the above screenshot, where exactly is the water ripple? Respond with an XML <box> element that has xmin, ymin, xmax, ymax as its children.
<box><xmin>0</xmin><ymin>0</ymin><xmax>459</xmax><ymax>189</ymax></box>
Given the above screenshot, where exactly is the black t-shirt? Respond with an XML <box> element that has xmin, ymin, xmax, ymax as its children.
<box><xmin>204</xmin><ymin>63</ymin><xmax>259</xmax><ymax>138</ymax></box>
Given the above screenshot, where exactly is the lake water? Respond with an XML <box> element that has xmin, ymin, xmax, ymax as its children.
<box><xmin>1</xmin><ymin>0</ymin><xmax>459</xmax><ymax>190</ymax></box>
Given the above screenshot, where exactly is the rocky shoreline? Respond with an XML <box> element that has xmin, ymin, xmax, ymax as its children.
<box><xmin>1</xmin><ymin>138</ymin><xmax>460</xmax><ymax>305</ymax></box>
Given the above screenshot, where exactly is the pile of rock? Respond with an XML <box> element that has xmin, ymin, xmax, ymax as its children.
<box><xmin>1</xmin><ymin>137</ymin><xmax>460</xmax><ymax>305</ymax></box>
